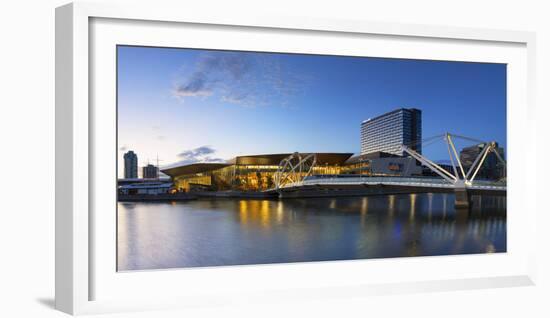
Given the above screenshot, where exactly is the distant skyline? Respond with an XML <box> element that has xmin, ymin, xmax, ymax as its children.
<box><xmin>117</xmin><ymin>45</ymin><xmax>506</xmax><ymax>178</ymax></box>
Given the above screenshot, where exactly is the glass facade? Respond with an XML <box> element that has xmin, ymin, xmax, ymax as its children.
<box><xmin>173</xmin><ymin>173</ymin><xmax>213</xmax><ymax>191</ymax></box>
<box><xmin>172</xmin><ymin>164</ymin><xmax>349</xmax><ymax>192</ymax></box>
<box><xmin>360</xmin><ymin>108</ymin><xmax>422</xmax><ymax>156</ymax></box>
<box><xmin>166</xmin><ymin>154</ymin><xmax>353</xmax><ymax>192</ymax></box>
<box><xmin>169</xmin><ymin>155</ymin><xmax>424</xmax><ymax>192</ymax></box>
<box><xmin>231</xmin><ymin>165</ymin><xmax>278</xmax><ymax>191</ymax></box>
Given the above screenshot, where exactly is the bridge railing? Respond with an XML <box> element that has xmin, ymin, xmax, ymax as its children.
<box><xmin>280</xmin><ymin>176</ymin><xmax>505</xmax><ymax>190</ymax></box>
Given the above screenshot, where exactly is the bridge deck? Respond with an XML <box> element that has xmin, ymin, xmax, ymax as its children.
<box><xmin>278</xmin><ymin>176</ymin><xmax>506</xmax><ymax>192</ymax></box>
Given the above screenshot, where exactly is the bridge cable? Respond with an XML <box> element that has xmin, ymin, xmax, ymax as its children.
<box><xmin>448</xmin><ymin>133</ymin><xmax>486</xmax><ymax>144</ymax></box>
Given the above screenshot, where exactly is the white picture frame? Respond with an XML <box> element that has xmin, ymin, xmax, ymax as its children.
<box><xmin>56</xmin><ymin>1</ymin><xmax>537</xmax><ymax>315</ymax></box>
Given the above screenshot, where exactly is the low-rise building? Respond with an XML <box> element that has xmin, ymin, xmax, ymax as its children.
<box><xmin>161</xmin><ymin>153</ymin><xmax>354</xmax><ymax>192</ymax></box>
<box><xmin>161</xmin><ymin>151</ymin><xmax>425</xmax><ymax>192</ymax></box>
<box><xmin>118</xmin><ymin>182</ymin><xmax>172</xmax><ymax>195</ymax></box>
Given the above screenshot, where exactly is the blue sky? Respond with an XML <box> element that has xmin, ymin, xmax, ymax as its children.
<box><xmin>117</xmin><ymin>45</ymin><xmax>506</xmax><ymax>176</ymax></box>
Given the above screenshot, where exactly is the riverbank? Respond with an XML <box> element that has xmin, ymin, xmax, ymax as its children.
<box><xmin>118</xmin><ymin>191</ymin><xmax>277</xmax><ymax>202</ymax></box>
<box><xmin>118</xmin><ymin>185</ymin><xmax>505</xmax><ymax>203</ymax></box>
<box><xmin>118</xmin><ymin>193</ymin><xmax>197</xmax><ymax>202</ymax></box>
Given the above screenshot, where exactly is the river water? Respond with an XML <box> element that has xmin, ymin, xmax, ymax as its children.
<box><xmin>117</xmin><ymin>193</ymin><xmax>506</xmax><ymax>271</ymax></box>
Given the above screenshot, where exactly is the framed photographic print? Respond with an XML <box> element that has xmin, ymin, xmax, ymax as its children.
<box><xmin>56</xmin><ymin>2</ymin><xmax>537</xmax><ymax>315</ymax></box>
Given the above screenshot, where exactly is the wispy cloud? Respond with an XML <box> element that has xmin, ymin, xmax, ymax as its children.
<box><xmin>177</xmin><ymin>145</ymin><xmax>215</xmax><ymax>158</ymax></box>
<box><xmin>167</xmin><ymin>145</ymin><xmax>225</xmax><ymax>167</ymax></box>
<box><xmin>173</xmin><ymin>71</ymin><xmax>213</xmax><ymax>98</ymax></box>
<box><xmin>172</xmin><ymin>52</ymin><xmax>309</xmax><ymax>107</ymax></box>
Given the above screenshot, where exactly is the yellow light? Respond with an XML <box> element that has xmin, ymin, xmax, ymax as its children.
<box><xmin>409</xmin><ymin>193</ymin><xmax>416</xmax><ymax>220</ymax></box>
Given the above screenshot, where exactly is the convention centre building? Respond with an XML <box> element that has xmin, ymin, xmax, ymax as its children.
<box><xmin>161</xmin><ymin>152</ymin><xmax>422</xmax><ymax>192</ymax></box>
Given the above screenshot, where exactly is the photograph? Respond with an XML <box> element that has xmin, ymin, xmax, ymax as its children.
<box><xmin>116</xmin><ymin>45</ymin><xmax>507</xmax><ymax>271</ymax></box>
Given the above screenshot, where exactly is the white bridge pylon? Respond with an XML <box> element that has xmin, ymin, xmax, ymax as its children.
<box><xmin>400</xmin><ymin>133</ymin><xmax>506</xmax><ymax>187</ymax></box>
<box><xmin>274</xmin><ymin>152</ymin><xmax>317</xmax><ymax>189</ymax></box>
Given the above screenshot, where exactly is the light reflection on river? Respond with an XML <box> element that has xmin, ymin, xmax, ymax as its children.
<box><xmin>117</xmin><ymin>193</ymin><xmax>506</xmax><ymax>271</ymax></box>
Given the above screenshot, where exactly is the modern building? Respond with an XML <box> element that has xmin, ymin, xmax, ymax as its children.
<box><xmin>118</xmin><ymin>182</ymin><xmax>172</xmax><ymax>195</ymax></box>
<box><xmin>117</xmin><ymin>177</ymin><xmax>171</xmax><ymax>186</ymax></box>
<box><xmin>422</xmin><ymin>162</ymin><xmax>455</xmax><ymax>178</ymax></box>
<box><xmin>123</xmin><ymin>151</ymin><xmax>138</xmax><ymax>179</ymax></box>
<box><xmin>161</xmin><ymin>151</ymin><xmax>427</xmax><ymax>192</ymax></box>
<box><xmin>161</xmin><ymin>153</ymin><xmax>354</xmax><ymax>192</ymax></box>
<box><xmin>460</xmin><ymin>143</ymin><xmax>506</xmax><ymax>180</ymax></box>
<box><xmin>142</xmin><ymin>164</ymin><xmax>159</xmax><ymax>179</ymax></box>
<box><xmin>360</xmin><ymin>108</ymin><xmax>422</xmax><ymax>156</ymax></box>
<box><xmin>345</xmin><ymin>151</ymin><xmax>423</xmax><ymax>177</ymax></box>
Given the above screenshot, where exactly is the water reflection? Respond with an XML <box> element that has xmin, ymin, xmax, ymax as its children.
<box><xmin>117</xmin><ymin>193</ymin><xmax>506</xmax><ymax>271</ymax></box>
<box><xmin>409</xmin><ymin>193</ymin><xmax>416</xmax><ymax>221</ymax></box>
